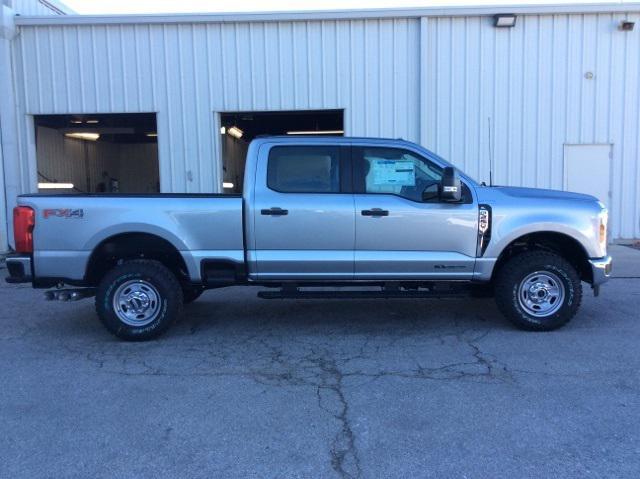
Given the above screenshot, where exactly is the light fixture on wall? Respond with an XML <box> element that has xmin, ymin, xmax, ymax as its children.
<box><xmin>38</xmin><ymin>182</ymin><xmax>74</xmax><ymax>189</ymax></box>
<box><xmin>228</xmin><ymin>126</ymin><xmax>243</xmax><ymax>139</ymax></box>
<box><xmin>620</xmin><ymin>21</ymin><xmax>635</xmax><ymax>31</ymax></box>
<box><xmin>223</xmin><ymin>182</ymin><xmax>234</xmax><ymax>189</ymax></box>
<box><xmin>286</xmin><ymin>130</ymin><xmax>344</xmax><ymax>135</ymax></box>
<box><xmin>64</xmin><ymin>132</ymin><xmax>100</xmax><ymax>141</ymax></box>
<box><xmin>220</xmin><ymin>126</ymin><xmax>226</xmax><ymax>134</ymax></box>
<box><xmin>494</xmin><ymin>14</ymin><xmax>517</xmax><ymax>28</ymax></box>
<box><xmin>146</xmin><ymin>132</ymin><xmax>158</xmax><ymax>137</ymax></box>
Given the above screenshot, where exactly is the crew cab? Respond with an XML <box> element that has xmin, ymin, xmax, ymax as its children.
<box><xmin>6</xmin><ymin>137</ymin><xmax>612</xmax><ymax>340</ymax></box>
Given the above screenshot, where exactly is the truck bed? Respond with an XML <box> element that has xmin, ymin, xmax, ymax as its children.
<box><xmin>17</xmin><ymin>193</ymin><xmax>244</xmax><ymax>282</ymax></box>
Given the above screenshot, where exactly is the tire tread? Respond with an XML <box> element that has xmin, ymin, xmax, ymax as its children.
<box><xmin>495</xmin><ymin>250</ymin><xmax>582</xmax><ymax>331</ymax></box>
<box><xmin>95</xmin><ymin>259</ymin><xmax>183</xmax><ymax>340</ymax></box>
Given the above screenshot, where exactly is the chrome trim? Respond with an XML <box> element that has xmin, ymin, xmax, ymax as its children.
<box><xmin>517</xmin><ymin>270</ymin><xmax>565</xmax><ymax>317</ymax></box>
<box><xmin>588</xmin><ymin>255</ymin><xmax>612</xmax><ymax>286</ymax></box>
<box><xmin>113</xmin><ymin>279</ymin><xmax>162</xmax><ymax>327</ymax></box>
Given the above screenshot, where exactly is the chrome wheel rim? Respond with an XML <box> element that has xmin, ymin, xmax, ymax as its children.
<box><xmin>113</xmin><ymin>280</ymin><xmax>161</xmax><ymax>326</ymax></box>
<box><xmin>517</xmin><ymin>271</ymin><xmax>565</xmax><ymax>318</ymax></box>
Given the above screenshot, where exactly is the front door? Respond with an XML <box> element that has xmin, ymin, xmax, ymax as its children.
<box><xmin>251</xmin><ymin>144</ymin><xmax>354</xmax><ymax>280</ymax></box>
<box><xmin>352</xmin><ymin>146</ymin><xmax>478</xmax><ymax>279</ymax></box>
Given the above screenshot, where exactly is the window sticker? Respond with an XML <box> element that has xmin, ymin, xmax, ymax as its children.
<box><xmin>371</xmin><ymin>159</ymin><xmax>416</xmax><ymax>186</ymax></box>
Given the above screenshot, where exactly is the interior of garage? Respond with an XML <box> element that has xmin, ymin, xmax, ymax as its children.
<box><xmin>34</xmin><ymin>113</ymin><xmax>159</xmax><ymax>194</ymax></box>
<box><xmin>220</xmin><ymin>110</ymin><xmax>343</xmax><ymax>194</ymax></box>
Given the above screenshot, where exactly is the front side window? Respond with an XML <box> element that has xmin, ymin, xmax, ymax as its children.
<box><xmin>355</xmin><ymin>147</ymin><xmax>443</xmax><ymax>202</ymax></box>
<box><xmin>267</xmin><ymin>146</ymin><xmax>341</xmax><ymax>193</ymax></box>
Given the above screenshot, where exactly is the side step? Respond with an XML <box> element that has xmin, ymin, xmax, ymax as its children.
<box><xmin>257</xmin><ymin>286</ymin><xmax>470</xmax><ymax>300</ymax></box>
<box><xmin>45</xmin><ymin>288</ymin><xmax>96</xmax><ymax>302</ymax></box>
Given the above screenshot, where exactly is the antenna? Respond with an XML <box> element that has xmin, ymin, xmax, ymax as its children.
<box><xmin>487</xmin><ymin>116</ymin><xmax>494</xmax><ymax>187</ymax></box>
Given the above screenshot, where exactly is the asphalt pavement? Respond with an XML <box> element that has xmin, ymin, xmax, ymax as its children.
<box><xmin>1</xmin><ymin>245</ymin><xmax>639</xmax><ymax>478</ymax></box>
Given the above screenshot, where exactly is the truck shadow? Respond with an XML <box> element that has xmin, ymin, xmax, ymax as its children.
<box><xmin>175</xmin><ymin>286</ymin><xmax>510</xmax><ymax>338</ymax></box>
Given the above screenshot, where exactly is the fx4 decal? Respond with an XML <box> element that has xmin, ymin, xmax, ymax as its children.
<box><xmin>43</xmin><ymin>208</ymin><xmax>84</xmax><ymax>219</ymax></box>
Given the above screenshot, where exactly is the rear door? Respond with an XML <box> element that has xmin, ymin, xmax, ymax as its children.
<box><xmin>352</xmin><ymin>145</ymin><xmax>478</xmax><ymax>279</ymax></box>
<box><xmin>250</xmin><ymin>143</ymin><xmax>355</xmax><ymax>280</ymax></box>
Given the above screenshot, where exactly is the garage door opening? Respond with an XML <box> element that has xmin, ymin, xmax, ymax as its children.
<box><xmin>220</xmin><ymin>109</ymin><xmax>343</xmax><ymax>193</ymax></box>
<box><xmin>34</xmin><ymin>113</ymin><xmax>159</xmax><ymax>194</ymax></box>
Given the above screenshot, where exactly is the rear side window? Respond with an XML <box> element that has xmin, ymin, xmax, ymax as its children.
<box><xmin>267</xmin><ymin>146</ymin><xmax>341</xmax><ymax>193</ymax></box>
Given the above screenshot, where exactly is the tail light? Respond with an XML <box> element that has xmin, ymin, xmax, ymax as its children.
<box><xmin>13</xmin><ymin>206</ymin><xmax>35</xmax><ymax>253</ymax></box>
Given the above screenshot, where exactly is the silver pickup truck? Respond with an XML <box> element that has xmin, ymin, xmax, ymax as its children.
<box><xmin>6</xmin><ymin>136</ymin><xmax>612</xmax><ymax>340</ymax></box>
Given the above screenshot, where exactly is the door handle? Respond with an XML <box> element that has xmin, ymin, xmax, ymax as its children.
<box><xmin>361</xmin><ymin>208</ymin><xmax>389</xmax><ymax>217</ymax></box>
<box><xmin>261</xmin><ymin>207</ymin><xmax>289</xmax><ymax>216</ymax></box>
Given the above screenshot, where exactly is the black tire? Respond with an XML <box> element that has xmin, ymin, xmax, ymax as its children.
<box><xmin>494</xmin><ymin>251</ymin><xmax>582</xmax><ymax>331</ymax></box>
<box><xmin>182</xmin><ymin>287</ymin><xmax>205</xmax><ymax>304</ymax></box>
<box><xmin>95</xmin><ymin>260</ymin><xmax>183</xmax><ymax>341</ymax></box>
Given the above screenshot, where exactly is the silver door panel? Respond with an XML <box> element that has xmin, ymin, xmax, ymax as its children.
<box><xmin>250</xmin><ymin>143</ymin><xmax>356</xmax><ymax>280</ymax></box>
<box><xmin>354</xmin><ymin>194</ymin><xmax>477</xmax><ymax>278</ymax></box>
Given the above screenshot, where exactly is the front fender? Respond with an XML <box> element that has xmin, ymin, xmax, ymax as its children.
<box><xmin>485</xmin><ymin>217</ymin><xmax>599</xmax><ymax>260</ymax></box>
<box><xmin>473</xmin><ymin>210</ymin><xmax>602</xmax><ymax>282</ymax></box>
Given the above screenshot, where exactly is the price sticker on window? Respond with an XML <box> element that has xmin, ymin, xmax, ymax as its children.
<box><xmin>371</xmin><ymin>159</ymin><xmax>416</xmax><ymax>186</ymax></box>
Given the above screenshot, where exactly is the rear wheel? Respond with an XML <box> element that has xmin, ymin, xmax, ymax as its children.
<box><xmin>495</xmin><ymin>251</ymin><xmax>582</xmax><ymax>331</ymax></box>
<box><xmin>95</xmin><ymin>260</ymin><xmax>183</xmax><ymax>341</ymax></box>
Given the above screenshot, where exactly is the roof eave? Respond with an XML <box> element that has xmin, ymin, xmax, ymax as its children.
<box><xmin>14</xmin><ymin>2</ymin><xmax>640</xmax><ymax>26</ymax></box>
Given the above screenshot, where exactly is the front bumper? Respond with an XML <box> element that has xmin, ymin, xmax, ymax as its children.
<box><xmin>589</xmin><ymin>255</ymin><xmax>612</xmax><ymax>286</ymax></box>
<box><xmin>4</xmin><ymin>255</ymin><xmax>33</xmax><ymax>284</ymax></box>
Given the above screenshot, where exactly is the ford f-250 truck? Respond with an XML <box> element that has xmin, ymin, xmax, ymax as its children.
<box><xmin>6</xmin><ymin>137</ymin><xmax>612</xmax><ymax>340</ymax></box>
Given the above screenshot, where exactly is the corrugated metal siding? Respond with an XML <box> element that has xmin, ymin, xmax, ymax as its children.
<box><xmin>6</xmin><ymin>12</ymin><xmax>640</xmax><ymax>238</ymax></box>
<box><xmin>0</xmin><ymin>121</ymin><xmax>6</xmax><ymax>249</ymax></box>
<box><xmin>13</xmin><ymin>18</ymin><xmax>421</xmax><ymax>194</ymax></box>
<box><xmin>420</xmin><ymin>12</ymin><xmax>640</xmax><ymax>238</ymax></box>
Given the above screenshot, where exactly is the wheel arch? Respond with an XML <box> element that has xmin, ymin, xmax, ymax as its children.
<box><xmin>491</xmin><ymin>231</ymin><xmax>593</xmax><ymax>284</ymax></box>
<box><xmin>84</xmin><ymin>232</ymin><xmax>190</xmax><ymax>286</ymax></box>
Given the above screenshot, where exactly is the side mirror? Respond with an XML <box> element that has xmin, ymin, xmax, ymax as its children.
<box><xmin>421</xmin><ymin>183</ymin><xmax>439</xmax><ymax>202</ymax></box>
<box><xmin>440</xmin><ymin>166</ymin><xmax>461</xmax><ymax>202</ymax></box>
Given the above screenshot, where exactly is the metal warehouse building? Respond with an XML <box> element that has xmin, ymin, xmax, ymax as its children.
<box><xmin>1</xmin><ymin>1</ymin><xmax>640</xmax><ymax>252</ymax></box>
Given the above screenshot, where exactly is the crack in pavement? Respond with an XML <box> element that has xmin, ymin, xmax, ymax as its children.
<box><xmin>314</xmin><ymin>353</ymin><xmax>362</xmax><ymax>479</ymax></box>
<box><xmin>7</xmin><ymin>324</ymin><xmax>512</xmax><ymax>478</ymax></box>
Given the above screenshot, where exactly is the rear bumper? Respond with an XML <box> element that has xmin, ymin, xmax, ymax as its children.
<box><xmin>4</xmin><ymin>255</ymin><xmax>33</xmax><ymax>284</ymax></box>
<box><xmin>589</xmin><ymin>255</ymin><xmax>612</xmax><ymax>286</ymax></box>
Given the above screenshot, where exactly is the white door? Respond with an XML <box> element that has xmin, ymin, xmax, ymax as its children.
<box><xmin>564</xmin><ymin>144</ymin><xmax>612</xmax><ymax>208</ymax></box>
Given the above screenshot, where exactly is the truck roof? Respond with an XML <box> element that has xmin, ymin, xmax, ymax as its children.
<box><xmin>250</xmin><ymin>135</ymin><xmax>416</xmax><ymax>145</ymax></box>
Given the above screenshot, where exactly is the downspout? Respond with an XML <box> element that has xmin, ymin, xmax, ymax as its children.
<box><xmin>0</xmin><ymin>113</ymin><xmax>6</xmax><ymax>253</ymax></box>
<box><xmin>0</xmin><ymin>5</ymin><xmax>16</xmax><ymax>253</ymax></box>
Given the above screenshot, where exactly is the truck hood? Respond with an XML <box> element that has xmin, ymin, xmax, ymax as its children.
<box><xmin>488</xmin><ymin>186</ymin><xmax>599</xmax><ymax>203</ymax></box>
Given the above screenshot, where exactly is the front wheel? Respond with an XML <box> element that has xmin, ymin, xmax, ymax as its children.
<box><xmin>95</xmin><ymin>260</ymin><xmax>183</xmax><ymax>341</ymax></box>
<box><xmin>494</xmin><ymin>251</ymin><xmax>582</xmax><ymax>331</ymax></box>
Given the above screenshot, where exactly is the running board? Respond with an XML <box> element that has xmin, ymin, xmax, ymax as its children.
<box><xmin>257</xmin><ymin>287</ymin><xmax>470</xmax><ymax>300</ymax></box>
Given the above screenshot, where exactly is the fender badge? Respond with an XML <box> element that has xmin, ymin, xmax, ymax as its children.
<box><xmin>43</xmin><ymin>208</ymin><xmax>84</xmax><ymax>219</ymax></box>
